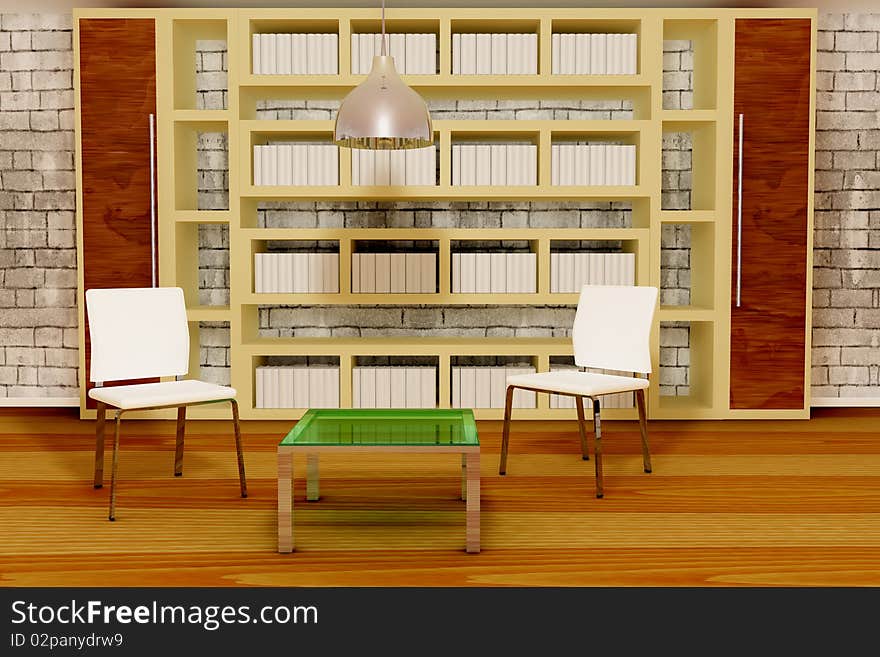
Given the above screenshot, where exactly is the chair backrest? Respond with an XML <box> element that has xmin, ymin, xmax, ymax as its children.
<box><xmin>572</xmin><ymin>285</ymin><xmax>658</xmax><ymax>374</ymax></box>
<box><xmin>86</xmin><ymin>287</ymin><xmax>190</xmax><ymax>383</ymax></box>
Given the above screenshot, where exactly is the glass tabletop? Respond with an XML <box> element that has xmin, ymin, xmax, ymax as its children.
<box><xmin>280</xmin><ymin>409</ymin><xmax>479</xmax><ymax>447</ymax></box>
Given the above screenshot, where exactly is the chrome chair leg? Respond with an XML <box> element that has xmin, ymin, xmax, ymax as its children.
<box><xmin>592</xmin><ymin>398</ymin><xmax>604</xmax><ymax>499</ymax></box>
<box><xmin>635</xmin><ymin>388</ymin><xmax>652</xmax><ymax>474</ymax></box>
<box><xmin>499</xmin><ymin>385</ymin><xmax>515</xmax><ymax>475</ymax></box>
<box><xmin>574</xmin><ymin>395</ymin><xmax>590</xmax><ymax>461</ymax></box>
<box><xmin>232</xmin><ymin>400</ymin><xmax>247</xmax><ymax>498</ymax></box>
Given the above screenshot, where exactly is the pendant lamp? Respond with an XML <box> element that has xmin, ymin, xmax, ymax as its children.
<box><xmin>333</xmin><ymin>0</ymin><xmax>433</xmax><ymax>149</ymax></box>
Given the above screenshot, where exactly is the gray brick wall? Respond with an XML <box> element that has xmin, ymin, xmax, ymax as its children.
<box><xmin>812</xmin><ymin>13</ymin><xmax>880</xmax><ymax>401</ymax></box>
<box><xmin>0</xmin><ymin>13</ymin><xmax>77</xmax><ymax>400</ymax></box>
<box><xmin>2</xmin><ymin>13</ymin><xmax>878</xmax><ymax>404</ymax></box>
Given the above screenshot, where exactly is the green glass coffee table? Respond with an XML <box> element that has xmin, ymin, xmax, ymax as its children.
<box><xmin>277</xmin><ymin>408</ymin><xmax>480</xmax><ymax>553</ymax></box>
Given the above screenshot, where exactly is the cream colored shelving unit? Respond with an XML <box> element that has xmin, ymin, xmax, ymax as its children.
<box><xmin>73</xmin><ymin>7</ymin><xmax>814</xmax><ymax>421</ymax></box>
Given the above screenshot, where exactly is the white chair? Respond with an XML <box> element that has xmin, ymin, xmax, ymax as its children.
<box><xmin>86</xmin><ymin>287</ymin><xmax>247</xmax><ymax>520</ymax></box>
<box><xmin>500</xmin><ymin>284</ymin><xmax>658</xmax><ymax>498</ymax></box>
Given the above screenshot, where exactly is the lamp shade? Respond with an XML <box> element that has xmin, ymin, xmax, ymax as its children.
<box><xmin>334</xmin><ymin>55</ymin><xmax>433</xmax><ymax>149</ymax></box>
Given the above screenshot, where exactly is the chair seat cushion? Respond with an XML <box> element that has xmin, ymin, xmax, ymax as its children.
<box><xmin>506</xmin><ymin>370</ymin><xmax>649</xmax><ymax>398</ymax></box>
<box><xmin>88</xmin><ymin>379</ymin><xmax>236</xmax><ymax>410</ymax></box>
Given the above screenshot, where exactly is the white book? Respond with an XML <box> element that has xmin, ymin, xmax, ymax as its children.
<box><xmin>625</xmin><ymin>144</ymin><xmax>636</xmax><ymax>185</ymax></box>
<box><xmin>627</xmin><ymin>34</ymin><xmax>638</xmax><ymax>74</ymax></box>
<box><xmin>358</xmin><ymin>150</ymin><xmax>374</xmax><ymax>186</ymax></box>
<box><xmin>405</xmin><ymin>33</ymin><xmax>418</xmax><ymax>74</ymax></box>
<box><xmin>268</xmin><ymin>367</ymin><xmax>279</xmax><ymax>409</ymax></box>
<box><xmin>420</xmin><ymin>253</ymin><xmax>436</xmax><ymax>293</ymax></box>
<box><xmin>375</xmin><ymin>366</ymin><xmax>391</xmax><ymax>408</ymax></box>
<box><xmin>491</xmin><ymin>33</ymin><xmax>507</xmax><ymax>75</ymax></box>
<box><xmin>308</xmin><ymin>367</ymin><xmax>324</xmax><ymax>408</ymax></box>
<box><xmin>606</xmin><ymin>34</ymin><xmax>617</xmax><ymax>75</ymax></box>
<box><xmin>615</xmin><ymin>34</ymin><xmax>625</xmax><ymax>75</ymax></box>
<box><xmin>474</xmin><ymin>253</ymin><xmax>491</xmax><ymax>293</ymax></box>
<box><xmin>351</xmin><ymin>254</ymin><xmax>360</xmax><ymax>292</ymax></box>
<box><xmin>451</xmin><ymin>367</ymin><xmax>461</xmax><ymax>408</ymax></box>
<box><xmin>256</xmin><ymin>367</ymin><xmax>265</xmax><ymax>408</ymax></box>
<box><xmin>490</xmin><ymin>252</ymin><xmax>507</xmax><ymax>294</ymax></box>
<box><xmin>509</xmin><ymin>367</ymin><xmax>537</xmax><ymax>408</ymax></box>
<box><xmin>576</xmin><ymin>143</ymin><xmax>590</xmax><ymax>186</ymax></box>
<box><xmin>252</xmin><ymin>34</ymin><xmax>262</xmax><ymax>74</ymax></box>
<box><xmin>405</xmin><ymin>368</ymin><xmax>422</xmax><ymax>409</ymax></box>
<box><xmin>460</xmin><ymin>144</ymin><xmax>476</xmax><ymax>186</ymax></box>
<box><xmin>261</xmin><ymin>145</ymin><xmax>272</xmax><ymax>185</ymax></box>
<box><xmin>327</xmin><ymin>367</ymin><xmax>339</xmax><ymax>408</ymax></box>
<box><xmin>550</xmin><ymin>252</ymin><xmax>559</xmax><ymax>293</ymax></box>
<box><xmin>524</xmin><ymin>253</ymin><xmax>537</xmax><ymax>292</ymax></box>
<box><xmin>350</xmin><ymin>33</ymin><xmax>360</xmax><ymax>74</ymax></box>
<box><xmin>514</xmin><ymin>33</ymin><xmax>526</xmax><ymax>74</ymax></box>
<box><xmin>490</xmin><ymin>367</ymin><xmax>506</xmax><ymax>408</ymax></box>
<box><xmin>551</xmin><ymin>144</ymin><xmax>560</xmax><ymax>186</ymax></box>
<box><xmin>506</xmin><ymin>144</ymin><xmax>519</xmax><ymax>186</ymax></box>
<box><xmin>361</xmin><ymin>367</ymin><xmax>376</xmax><ymax>408</ymax></box>
<box><xmin>308</xmin><ymin>253</ymin><xmax>323</xmax><ymax>293</ymax></box>
<box><xmin>475</xmin><ymin>144</ymin><xmax>491</xmax><ymax>186</ymax></box>
<box><xmin>506</xmin><ymin>253</ymin><xmax>530</xmax><ymax>293</ymax></box>
<box><xmin>604</xmin><ymin>252</ymin><xmax>618</xmax><ymax>285</ymax></box>
<box><xmin>424</xmin><ymin>33</ymin><xmax>436</xmax><ymax>74</ymax></box>
<box><xmin>374</xmin><ymin>149</ymin><xmax>391</xmax><ymax>185</ymax></box>
<box><xmin>561</xmin><ymin>143</ymin><xmax>575</xmax><ymax>186</ymax></box>
<box><xmin>474</xmin><ymin>367</ymin><xmax>491</xmax><ymax>408</ymax></box>
<box><xmin>451</xmin><ymin>144</ymin><xmax>461</xmax><ymax>186</ymax></box>
<box><xmin>360</xmin><ymin>253</ymin><xmax>376</xmax><ymax>293</ymax></box>
<box><xmin>560</xmin><ymin>33</ymin><xmax>575</xmax><ymax>75</ymax></box>
<box><xmin>460</xmin><ymin>33</ymin><xmax>476</xmax><ymax>74</ymax></box>
<box><xmin>327</xmin><ymin>145</ymin><xmax>338</xmax><ymax>185</ymax></box>
<box><xmin>390</xmin><ymin>254</ymin><xmax>406</xmax><ymax>293</ymax></box>
<box><xmin>263</xmin><ymin>34</ymin><xmax>275</xmax><ymax>75</ymax></box>
<box><xmin>306</xmin><ymin>144</ymin><xmax>320</xmax><ymax>185</ymax></box>
<box><xmin>305</xmin><ymin>33</ymin><xmax>320</xmax><ymax>74</ymax></box>
<box><xmin>352</xmin><ymin>368</ymin><xmax>361</xmax><ymax>408</ymax></box>
<box><xmin>420</xmin><ymin>368</ymin><xmax>435</xmax><ymax>408</ymax></box>
<box><xmin>263</xmin><ymin>254</ymin><xmax>274</xmax><ymax>293</ymax></box>
<box><xmin>293</xmin><ymin>144</ymin><xmax>308</xmax><ymax>185</ymax></box>
<box><xmin>289</xmin><ymin>34</ymin><xmax>303</xmax><ymax>75</ymax></box>
<box><xmin>576</xmin><ymin>34</ymin><xmax>591</xmax><ymax>75</ymax></box>
<box><xmin>527</xmin><ymin>33</ymin><xmax>537</xmax><ymax>74</ymax></box>
<box><xmin>278</xmin><ymin>33</ymin><xmax>291</xmax><ymax>75</ymax></box>
<box><xmin>425</xmin><ymin>145</ymin><xmax>437</xmax><ymax>185</ymax></box>
<box><xmin>375</xmin><ymin>253</ymin><xmax>391</xmax><ymax>294</ymax></box>
<box><xmin>490</xmin><ymin>144</ymin><xmax>507</xmax><ymax>186</ymax></box>
<box><xmin>452</xmin><ymin>33</ymin><xmax>461</xmax><ymax>74</ymax></box>
<box><xmin>254</xmin><ymin>253</ymin><xmax>264</xmax><ymax>293</ymax></box>
<box><xmin>607</xmin><ymin>145</ymin><xmax>619</xmax><ymax>186</ymax></box>
<box><xmin>623</xmin><ymin>252</ymin><xmax>635</xmax><ymax>285</ymax></box>
<box><xmin>460</xmin><ymin>252</ymin><xmax>476</xmax><ymax>294</ymax></box>
<box><xmin>390</xmin><ymin>33</ymin><xmax>406</xmax><ymax>73</ymax></box>
<box><xmin>359</xmin><ymin>32</ymin><xmax>373</xmax><ymax>75</ymax></box>
<box><xmin>595</xmin><ymin>33</ymin><xmax>607</xmax><ymax>74</ymax></box>
<box><xmin>451</xmin><ymin>252</ymin><xmax>461</xmax><ymax>293</ymax></box>
<box><xmin>405</xmin><ymin>146</ymin><xmax>419</xmax><ymax>185</ymax></box>
<box><xmin>275</xmin><ymin>144</ymin><xmax>288</xmax><ymax>186</ymax></box>
<box><xmin>405</xmin><ymin>253</ymin><xmax>421</xmax><ymax>293</ymax></box>
<box><xmin>460</xmin><ymin>367</ymin><xmax>476</xmax><ymax>408</ymax></box>
<box><xmin>390</xmin><ymin>367</ymin><xmax>407</xmax><ymax>407</ymax></box>
<box><xmin>325</xmin><ymin>253</ymin><xmax>339</xmax><ymax>293</ymax></box>
<box><xmin>588</xmin><ymin>252</ymin><xmax>605</xmax><ymax>286</ymax></box>
<box><xmin>589</xmin><ymin>34</ymin><xmax>601</xmax><ymax>74</ymax></box>
<box><xmin>551</xmin><ymin>33</ymin><xmax>560</xmax><ymax>74</ymax></box>
<box><xmin>326</xmin><ymin>34</ymin><xmax>338</xmax><ymax>74</ymax></box>
<box><xmin>572</xmin><ymin>252</ymin><xmax>585</xmax><ymax>289</ymax></box>
<box><xmin>280</xmin><ymin>367</ymin><xmax>294</xmax><ymax>408</ymax></box>
<box><xmin>293</xmin><ymin>253</ymin><xmax>309</xmax><ymax>293</ymax></box>
<box><xmin>525</xmin><ymin>145</ymin><xmax>537</xmax><ymax>185</ymax></box>
<box><xmin>475</xmin><ymin>34</ymin><xmax>491</xmax><ymax>75</ymax></box>
<box><xmin>351</xmin><ymin>144</ymin><xmax>360</xmax><ymax>185</ymax></box>
<box><xmin>390</xmin><ymin>149</ymin><xmax>406</xmax><ymax>186</ymax></box>
<box><xmin>563</xmin><ymin>253</ymin><xmax>576</xmax><ymax>293</ymax></box>
<box><xmin>592</xmin><ymin>144</ymin><xmax>606</xmax><ymax>186</ymax></box>
<box><xmin>253</xmin><ymin>146</ymin><xmax>262</xmax><ymax>185</ymax></box>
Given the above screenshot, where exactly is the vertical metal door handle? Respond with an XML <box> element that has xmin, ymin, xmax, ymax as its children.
<box><xmin>149</xmin><ymin>113</ymin><xmax>157</xmax><ymax>287</ymax></box>
<box><xmin>736</xmin><ymin>113</ymin><xmax>743</xmax><ymax>308</ymax></box>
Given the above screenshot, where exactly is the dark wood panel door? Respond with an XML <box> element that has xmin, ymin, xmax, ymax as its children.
<box><xmin>79</xmin><ymin>19</ymin><xmax>157</xmax><ymax>405</ymax></box>
<box><xmin>730</xmin><ymin>18</ymin><xmax>812</xmax><ymax>410</ymax></box>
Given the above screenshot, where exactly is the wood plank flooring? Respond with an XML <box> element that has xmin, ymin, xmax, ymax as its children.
<box><xmin>1</xmin><ymin>409</ymin><xmax>879</xmax><ymax>586</ymax></box>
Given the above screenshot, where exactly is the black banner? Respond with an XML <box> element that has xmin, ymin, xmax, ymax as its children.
<box><xmin>0</xmin><ymin>587</ymin><xmax>875</xmax><ymax>653</ymax></box>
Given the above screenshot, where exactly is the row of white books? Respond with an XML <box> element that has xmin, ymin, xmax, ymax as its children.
<box><xmin>549</xmin><ymin>365</ymin><xmax>634</xmax><ymax>408</ymax></box>
<box><xmin>452</xmin><ymin>33</ymin><xmax>538</xmax><ymax>75</ymax></box>
<box><xmin>451</xmin><ymin>253</ymin><xmax>537</xmax><ymax>293</ymax></box>
<box><xmin>353</xmin><ymin>367</ymin><xmax>436</xmax><ymax>408</ymax></box>
<box><xmin>350</xmin><ymin>33</ymin><xmax>436</xmax><ymax>74</ymax></box>
<box><xmin>251</xmin><ymin>33</ymin><xmax>338</xmax><ymax>75</ymax></box>
<box><xmin>452</xmin><ymin>367</ymin><xmax>537</xmax><ymax>408</ymax></box>
<box><xmin>452</xmin><ymin>144</ymin><xmax>537</xmax><ymax>186</ymax></box>
<box><xmin>255</xmin><ymin>366</ymin><xmax>340</xmax><ymax>409</ymax></box>
<box><xmin>551</xmin><ymin>33</ymin><xmax>638</xmax><ymax>75</ymax></box>
<box><xmin>351</xmin><ymin>147</ymin><xmax>436</xmax><ymax>186</ymax></box>
<box><xmin>551</xmin><ymin>252</ymin><xmax>635</xmax><ymax>293</ymax></box>
<box><xmin>351</xmin><ymin>253</ymin><xmax>437</xmax><ymax>294</ymax></box>
<box><xmin>254</xmin><ymin>253</ymin><xmax>339</xmax><ymax>294</ymax></box>
<box><xmin>253</xmin><ymin>144</ymin><xmax>339</xmax><ymax>186</ymax></box>
<box><xmin>551</xmin><ymin>144</ymin><xmax>637</xmax><ymax>186</ymax></box>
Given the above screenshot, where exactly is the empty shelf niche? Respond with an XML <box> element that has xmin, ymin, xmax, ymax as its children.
<box><xmin>251</xmin><ymin>32</ymin><xmax>338</xmax><ymax>74</ymax></box>
<box><xmin>549</xmin><ymin>356</ymin><xmax>634</xmax><ymax>408</ymax></box>
<box><xmin>254</xmin><ymin>241</ymin><xmax>339</xmax><ymax>293</ymax></box>
<box><xmin>353</xmin><ymin>358</ymin><xmax>437</xmax><ymax>409</ymax></box>
<box><xmin>352</xmin><ymin>241</ymin><xmax>437</xmax><ymax>294</ymax></box>
<box><xmin>551</xmin><ymin>141</ymin><xmax>636</xmax><ymax>186</ymax></box>
<box><xmin>451</xmin><ymin>357</ymin><xmax>536</xmax><ymax>408</ymax></box>
<box><xmin>452</xmin><ymin>143</ymin><xmax>537</xmax><ymax>186</ymax></box>
<box><xmin>256</xmin><ymin>358</ymin><xmax>340</xmax><ymax>408</ymax></box>
<box><xmin>351</xmin><ymin>32</ymin><xmax>437</xmax><ymax>74</ymax></box>
<box><xmin>351</xmin><ymin>145</ymin><xmax>436</xmax><ymax>186</ymax></box>
<box><xmin>451</xmin><ymin>241</ymin><xmax>536</xmax><ymax>293</ymax></box>
<box><xmin>253</xmin><ymin>141</ymin><xmax>339</xmax><ymax>186</ymax></box>
<box><xmin>551</xmin><ymin>242</ymin><xmax>635</xmax><ymax>293</ymax></box>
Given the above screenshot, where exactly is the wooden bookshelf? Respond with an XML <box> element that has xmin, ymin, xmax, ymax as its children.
<box><xmin>74</xmin><ymin>7</ymin><xmax>816</xmax><ymax>420</ymax></box>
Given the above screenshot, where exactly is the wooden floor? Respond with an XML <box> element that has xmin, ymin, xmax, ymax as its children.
<box><xmin>1</xmin><ymin>408</ymin><xmax>879</xmax><ymax>586</ymax></box>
